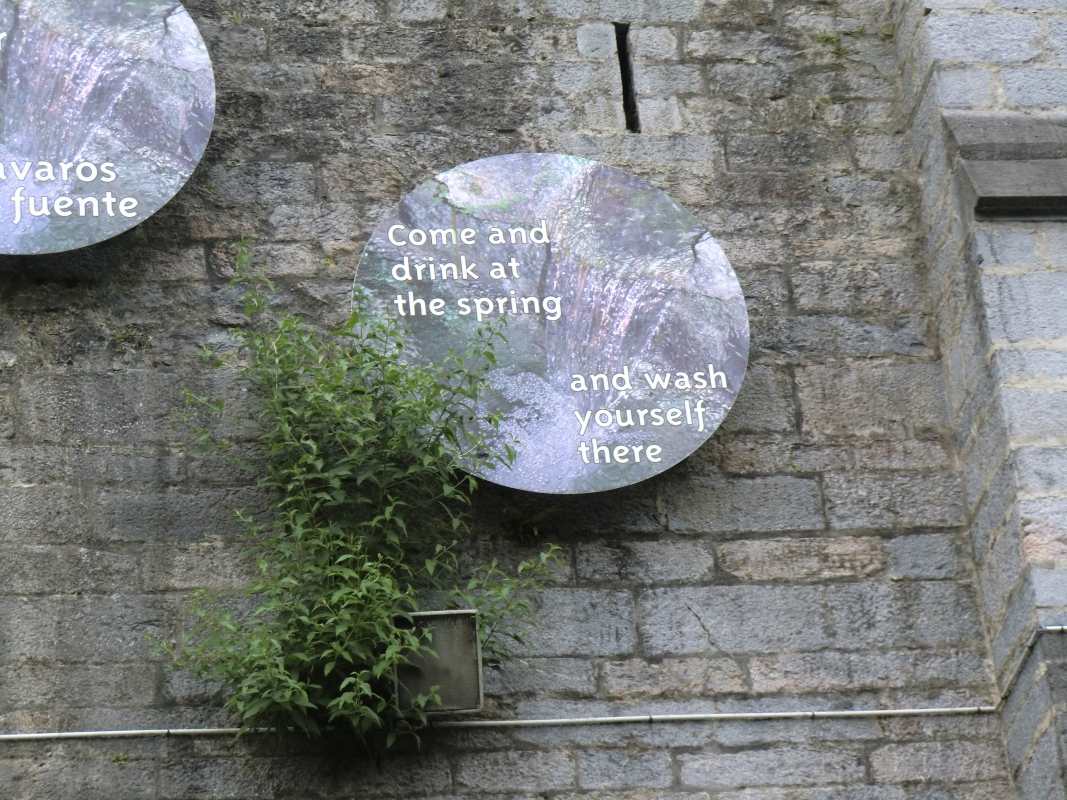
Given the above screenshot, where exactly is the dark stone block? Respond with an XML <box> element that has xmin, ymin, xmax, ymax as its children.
<box><xmin>964</xmin><ymin>159</ymin><xmax>1067</xmax><ymax>219</ymax></box>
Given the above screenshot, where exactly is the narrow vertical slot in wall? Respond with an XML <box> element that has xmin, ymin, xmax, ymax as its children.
<box><xmin>614</xmin><ymin>22</ymin><xmax>640</xmax><ymax>133</ymax></box>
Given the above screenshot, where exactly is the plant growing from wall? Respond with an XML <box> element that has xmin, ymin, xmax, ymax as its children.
<box><xmin>173</xmin><ymin>246</ymin><xmax>559</xmax><ymax>747</ymax></box>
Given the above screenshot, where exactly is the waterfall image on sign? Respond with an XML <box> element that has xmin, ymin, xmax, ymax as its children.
<box><xmin>355</xmin><ymin>154</ymin><xmax>751</xmax><ymax>495</ymax></box>
<box><xmin>0</xmin><ymin>1</ymin><xmax>215</xmax><ymax>255</ymax></box>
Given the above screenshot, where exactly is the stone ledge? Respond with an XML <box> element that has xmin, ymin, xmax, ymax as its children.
<box><xmin>945</xmin><ymin>111</ymin><xmax>1067</xmax><ymax>162</ymax></box>
<box><xmin>944</xmin><ymin>112</ymin><xmax>1067</xmax><ymax>219</ymax></box>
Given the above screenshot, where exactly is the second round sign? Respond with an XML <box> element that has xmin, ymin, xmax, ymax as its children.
<box><xmin>355</xmin><ymin>154</ymin><xmax>750</xmax><ymax>495</ymax></box>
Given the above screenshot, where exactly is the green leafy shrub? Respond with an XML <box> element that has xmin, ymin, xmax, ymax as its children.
<box><xmin>174</xmin><ymin>249</ymin><xmax>559</xmax><ymax>746</ymax></box>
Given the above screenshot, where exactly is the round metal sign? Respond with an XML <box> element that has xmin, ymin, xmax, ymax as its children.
<box><xmin>355</xmin><ymin>154</ymin><xmax>750</xmax><ymax>495</ymax></box>
<box><xmin>0</xmin><ymin>1</ymin><xmax>215</xmax><ymax>255</ymax></box>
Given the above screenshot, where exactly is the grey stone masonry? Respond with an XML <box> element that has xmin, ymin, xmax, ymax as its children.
<box><xmin>895</xmin><ymin>0</ymin><xmax>1067</xmax><ymax>797</ymax></box>
<box><xmin>1</xmin><ymin>0</ymin><xmax>1061</xmax><ymax>797</ymax></box>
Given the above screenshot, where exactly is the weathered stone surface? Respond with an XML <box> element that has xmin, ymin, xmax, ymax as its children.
<box><xmin>630</xmin><ymin>26</ymin><xmax>679</xmax><ymax>63</ymax></box>
<box><xmin>792</xmin><ymin>260</ymin><xmax>924</xmax><ymax>316</ymax></box>
<box><xmin>718</xmin><ymin>536</ymin><xmax>888</xmax><ymax>582</ymax></box>
<box><xmin>576</xmin><ymin>24</ymin><xmax>617</xmax><ymax>59</ymax></box>
<box><xmin>887</xmin><ymin>534</ymin><xmax>960</xmax><ymax>579</ymax></box>
<box><xmin>523</xmin><ymin>589</ymin><xmax>636</xmax><ymax>657</ymax></box>
<box><xmin>577</xmin><ymin>540</ymin><xmax>715</xmax><ymax>584</ymax></box>
<box><xmin>601</xmin><ymin>657</ymin><xmax>747</xmax><ymax>698</ymax></box>
<box><xmin>824</xmin><ymin>474</ymin><xmax>965</xmax><ymax>530</ymax></box>
<box><xmin>719</xmin><ymin>364</ymin><xmax>796</xmax><ymax>434</ymax></box>
<box><xmin>797</xmin><ymin>363</ymin><xmax>947</xmax><ymax>440</ymax></box>
<box><xmin>749</xmin><ymin>649</ymin><xmax>987</xmax><ymax>693</ymax></box>
<box><xmin>576</xmin><ymin>750</ymin><xmax>673</xmax><ymax>789</ymax></box>
<box><xmin>0</xmin><ymin>545</ymin><xmax>139</xmax><ymax>594</ymax></box>
<box><xmin>664</xmin><ymin>476</ymin><xmax>824</xmax><ymax>534</ymax></box>
<box><xmin>484</xmin><ymin>658</ymin><xmax>597</xmax><ymax>697</ymax></box>
<box><xmin>679</xmin><ymin>747</ymin><xmax>866</xmax><ymax>789</ymax></box>
<box><xmin>640</xmin><ymin>586</ymin><xmax>831</xmax><ymax>656</ymax></box>
<box><xmin>870</xmin><ymin>740</ymin><xmax>1009</xmax><ymax>783</ymax></box>
<box><xmin>926</xmin><ymin>14</ymin><xmax>1041</xmax><ymax>64</ymax></box>
<box><xmin>455</xmin><ymin>751</ymin><xmax>575</xmax><ymax>792</ymax></box>
<box><xmin>0</xmin><ymin>1</ymin><xmax>1043</xmax><ymax>797</ymax></box>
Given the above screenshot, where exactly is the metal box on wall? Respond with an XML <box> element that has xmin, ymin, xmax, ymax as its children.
<box><xmin>396</xmin><ymin>610</ymin><xmax>483</xmax><ymax>713</ymax></box>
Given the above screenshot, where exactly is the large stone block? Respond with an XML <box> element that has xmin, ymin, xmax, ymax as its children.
<box><xmin>749</xmin><ymin>648</ymin><xmax>987</xmax><ymax>693</ymax></box>
<box><xmin>576</xmin><ymin>540</ymin><xmax>716</xmax><ymax>584</ymax></box>
<box><xmin>17</xmin><ymin>371</ymin><xmax>249</xmax><ymax>446</ymax></box>
<box><xmin>205</xmin><ymin>161</ymin><xmax>317</xmax><ymax>210</ymax></box>
<box><xmin>755</xmin><ymin>314</ymin><xmax>929</xmax><ymax>360</ymax></box>
<box><xmin>160</xmin><ymin>757</ymin><xmax>317</xmax><ymax>800</ymax></box>
<box><xmin>1001</xmin><ymin>388</ymin><xmax>1067</xmax><ymax>441</ymax></box>
<box><xmin>97</xmin><ymin>487</ymin><xmax>267</xmax><ymax>542</ymax></box>
<box><xmin>1016</xmin><ymin>724</ymin><xmax>1064</xmax><ymax>800</ymax></box>
<box><xmin>0</xmin><ymin>595</ymin><xmax>173</xmax><ymax>664</ymax></box>
<box><xmin>1015</xmin><ymin>448</ymin><xmax>1067</xmax><ymax>497</ymax></box>
<box><xmin>926</xmin><ymin>14</ymin><xmax>1040</xmax><ymax>63</ymax></box>
<box><xmin>1004</xmin><ymin>665</ymin><xmax>1054</xmax><ymax>770</ymax></box>
<box><xmin>728</xmin><ymin>133</ymin><xmax>851</xmax><ymax>172</ymax></box>
<box><xmin>1021</xmin><ymin>496</ymin><xmax>1067</xmax><ymax>567</ymax></box>
<box><xmin>718</xmin><ymin>536</ymin><xmax>888</xmax><ymax>582</ymax></box>
<box><xmin>870</xmin><ymin>740</ymin><xmax>1009</xmax><ymax>783</ymax></box>
<box><xmin>141</xmin><ymin>540</ymin><xmax>254</xmax><ymax>592</ymax></box>
<box><xmin>679</xmin><ymin>747</ymin><xmax>866</xmax><ymax>789</ymax></box>
<box><xmin>823</xmin><ymin>474</ymin><xmax>964</xmax><ymax>530</ymax></box>
<box><xmin>709</xmin><ymin>439</ymin><xmax>853</xmax><ymax>476</ymax></box>
<box><xmin>601</xmin><ymin>657</ymin><xmax>746</xmax><ymax>698</ymax></box>
<box><xmin>525</xmin><ymin>589</ymin><xmax>636</xmax><ymax>657</ymax></box>
<box><xmin>664</xmin><ymin>476</ymin><xmax>824</xmax><ymax>534</ymax></box>
<box><xmin>971</xmin><ymin>224</ymin><xmax>1042</xmax><ymax>268</ymax></box>
<box><xmin>484</xmin><ymin>657</ymin><xmax>597</xmax><ymax>697</ymax></box>
<box><xmin>0</xmin><ymin>486</ymin><xmax>93</xmax><ymax>543</ymax></box>
<box><xmin>512</xmin><ymin>700</ymin><xmax>719</xmax><ymax>749</ymax></box>
<box><xmin>0</xmin><ymin>662</ymin><xmax>158</xmax><ymax>712</ymax></box>
<box><xmin>576</xmin><ymin>750</ymin><xmax>673</xmax><ymax>789</ymax></box>
<box><xmin>718</xmin><ymin>364</ymin><xmax>796</xmax><ymax>434</ymax></box>
<box><xmin>640</xmin><ymin>585</ymin><xmax>831</xmax><ymax>656</ymax></box>
<box><xmin>576</xmin><ymin>24</ymin><xmax>617</xmax><ymax>59</ymax></box>
<box><xmin>337</xmin><ymin>753</ymin><xmax>452</xmax><ymax>796</ymax></box>
<box><xmin>0</xmin><ymin>544</ymin><xmax>138</xmax><ymax>595</ymax></box>
<box><xmin>712</xmin><ymin>715</ymin><xmax>882</xmax><ymax>749</ymax></box>
<box><xmin>1002</xmin><ymin>67</ymin><xmax>1067</xmax><ymax>109</ymax></box>
<box><xmin>1032</xmin><ymin>568</ymin><xmax>1067</xmax><ymax>609</ymax></box>
<box><xmin>937</xmin><ymin>67</ymin><xmax>994</xmax><ymax>109</ymax></box>
<box><xmin>630</xmin><ymin>26</ymin><xmax>679</xmax><ymax>62</ymax></box>
<box><xmin>828</xmin><ymin>581</ymin><xmax>981</xmax><ymax>648</ymax></box>
<box><xmin>633</xmin><ymin>65</ymin><xmax>702</xmax><ymax>95</ymax></box>
<box><xmin>391</xmin><ymin>0</ymin><xmax>449</xmax><ymax>22</ymax></box>
<box><xmin>200</xmin><ymin>21</ymin><xmax>268</xmax><ymax>62</ymax></box>
<box><xmin>982</xmin><ymin>273</ymin><xmax>1067</xmax><ymax>342</ymax></box>
<box><xmin>888</xmin><ymin>533</ymin><xmax>960</xmax><ymax>579</ymax></box>
<box><xmin>455</xmin><ymin>751</ymin><xmax>575</xmax><ymax>792</ymax></box>
<box><xmin>792</xmin><ymin>260</ymin><xmax>924</xmax><ymax>316</ymax></box>
<box><xmin>685</xmin><ymin>29</ymin><xmax>794</xmax><ymax>63</ymax></box>
<box><xmin>715</xmin><ymin>789</ymin><xmax>904</xmax><ymax>800</ymax></box>
<box><xmin>796</xmin><ymin>362</ymin><xmax>947</xmax><ymax>440</ymax></box>
<box><xmin>2</xmin><ymin>757</ymin><xmax>157</xmax><ymax>800</ymax></box>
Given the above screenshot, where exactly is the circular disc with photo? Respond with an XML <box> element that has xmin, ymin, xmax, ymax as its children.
<box><xmin>355</xmin><ymin>153</ymin><xmax>750</xmax><ymax>495</ymax></box>
<box><xmin>0</xmin><ymin>0</ymin><xmax>215</xmax><ymax>255</ymax></box>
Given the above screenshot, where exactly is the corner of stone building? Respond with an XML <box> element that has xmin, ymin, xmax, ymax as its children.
<box><xmin>896</xmin><ymin>0</ymin><xmax>1067</xmax><ymax>796</ymax></box>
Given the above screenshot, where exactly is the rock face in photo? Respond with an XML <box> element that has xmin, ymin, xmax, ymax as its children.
<box><xmin>356</xmin><ymin>154</ymin><xmax>750</xmax><ymax>494</ymax></box>
<box><xmin>0</xmin><ymin>0</ymin><xmax>214</xmax><ymax>254</ymax></box>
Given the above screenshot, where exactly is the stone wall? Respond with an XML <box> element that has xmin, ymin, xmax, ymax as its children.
<box><xmin>894</xmin><ymin>0</ymin><xmax>1067</xmax><ymax>796</ymax></box>
<box><xmin>1</xmin><ymin>0</ymin><xmax>1058</xmax><ymax>797</ymax></box>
